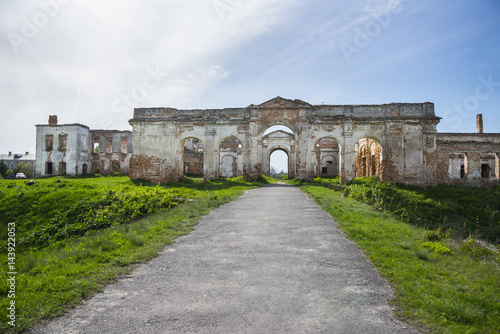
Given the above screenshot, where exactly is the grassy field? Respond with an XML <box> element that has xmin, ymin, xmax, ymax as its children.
<box><xmin>298</xmin><ymin>178</ymin><xmax>500</xmax><ymax>334</ymax></box>
<box><xmin>339</xmin><ymin>176</ymin><xmax>500</xmax><ymax>245</ymax></box>
<box><xmin>2</xmin><ymin>174</ymin><xmax>499</xmax><ymax>333</ymax></box>
<box><xmin>0</xmin><ymin>175</ymin><xmax>264</xmax><ymax>333</ymax></box>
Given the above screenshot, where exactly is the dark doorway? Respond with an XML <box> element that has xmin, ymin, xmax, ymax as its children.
<box><xmin>481</xmin><ymin>164</ymin><xmax>490</xmax><ymax>178</ymax></box>
<box><xmin>46</xmin><ymin>162</ymin><xmax>53</xmax><ymax>175</ymax></box>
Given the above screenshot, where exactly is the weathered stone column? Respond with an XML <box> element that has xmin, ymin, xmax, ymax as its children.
<box><xmin>162</xmin><ymin>123</ymin><xmax>176</xmax><ymax>181</ymax></box>
<box><xmin>495</xmin><ymin>153</ymin><xmax>500</xmax><ymax>180</ymax></box>
<box><xmin>465</xmin><ymin>152</ymin><xmax>481</xmax><ymax>179</ymax></box>
<box><xmin>204</xmin><ymin>125</ymin><xmax>217</xmax><ymax>180</ymax></box>
<box><xmin>247</xmin><ymin>114</ymin><xmax>261</xmax><ymax>179</ymax></box>
<box><xmin>243</xmin><ymin>128</ymin><xmax>252</xmax><ymax>179</ymax></box>
<box><xmin>341</xmin><ymin>122</ymin><xmax>356</xmax><ymax>182</ymax></box>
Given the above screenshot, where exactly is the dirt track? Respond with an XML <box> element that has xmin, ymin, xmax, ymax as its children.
<box><xmin>32</xmin><ymin>184</ymin><xmax>418</xmax><ymax>333</ymax></box>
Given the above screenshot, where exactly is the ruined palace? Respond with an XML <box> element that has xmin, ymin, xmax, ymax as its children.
<box><xmin>128</xmin><ymin>97</ymin><xmax>499</xmax><ymax>186</ymax></box>
<box><xmin>35</xmin><ymin>116</ymin><xmax>132</xmax><ymax>177</ymax></box>
<box><xmin>32</xmin><ymin>97</ymin><xmax>499</xmax><ymax>185</ymax></box>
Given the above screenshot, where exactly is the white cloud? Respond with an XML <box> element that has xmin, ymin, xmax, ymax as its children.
<box><xmin>0</xmin><ymin>0</ymin><xmax>301</xmax><ymax>152</ymax></box>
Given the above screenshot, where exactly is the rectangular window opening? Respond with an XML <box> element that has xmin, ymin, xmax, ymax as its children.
<box><xmin>59</xmin><ymin>162</ymin><xmax>66</xmax><ymax>175</ymax></box>
<box><xmin>481</xmin><ymin>164</ymin><xmax>490</xmax><ymax>178</ymax></box>
<box><xmin>112</xmin><ymin>161</ymin><xmax>120</xmax><ymax>173</ymax></box>
<box><xmin>93</xmin><ymin>137</ymin><xmax>100</xmax><ymax>154</ymax></box>
<box><xmin>46</xmin><ymin>135</ymin><xmax>53</xmax><ymax>151</ymax></box>
<box><xmin>59</xmin><ymin>134</ymin><xmax>67</xmax><ymax>151</ymax></box>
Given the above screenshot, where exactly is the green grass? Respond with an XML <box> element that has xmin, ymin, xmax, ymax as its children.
<box><xmin>0</xmin><ymin>175</ymin><xmax>264</xmax><ymax>333</ymax></box>
<box><xmin>299</xmin><ymin>181</ymin><xmax>500</xmax><ymax>334</ymax></box>
<box><xmin>341</xmin><ymin>176</ymin><xmax>500</xmax><ymax>244</ymax></box>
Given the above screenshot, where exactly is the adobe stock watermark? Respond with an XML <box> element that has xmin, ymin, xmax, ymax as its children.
<box><xmin>6</xmin><ymin>223</ymin><xmax>17</xmax><ymax>328</ymax></box>
<box><xmin>6</xmin><ymin>0</ymin><xmax>70</xmax><ymax>53</ymax></box>
<box><xmin>443</xmin><ymin>74</ymin><xmax>500</xmax><ymax>129</ymax></box>
<box><xmin>212</xmin><ymin>0</ymin><xmax>246</xmax><ymax>21</ymax></box>
<box><xmin>339</xmin><ymin>1</ymin><xmax>403</xmax><ymax>64</ymax></box>
<box><xmin>100</xmin><ymin>64</ymin><xmax>167</xmax><ymax>129</ymax></box>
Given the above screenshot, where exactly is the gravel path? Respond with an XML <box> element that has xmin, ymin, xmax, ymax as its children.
<box><xmin>32</xmin><ymin>184</ymin><xmax>418</xmax><ymax>334</ymax></box>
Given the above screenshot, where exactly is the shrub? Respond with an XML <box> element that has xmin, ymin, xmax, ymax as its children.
<box><xmin>421</xmin><ymin>241</ymin><xmax>454</xmax><ymax>255</ymax></box>
<box><xmin>339</xmin><ymin>179</ymin><xmax>500</xmax><ymax>245</ymax></box>
<box><xmin>460</xmin><ymin>237</ymin><xmax>495</xmax><ymax>257</ymax></box>
<box><xmin>424</xmin><ymin>227</ymin><xmax>453</xmax><ymax>241</ymax></box>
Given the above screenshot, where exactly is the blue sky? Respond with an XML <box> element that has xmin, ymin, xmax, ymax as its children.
<box><xmin>1</xmin><ymin>0</ymin><xmax>499</xmax><ymax>171</ymax></box>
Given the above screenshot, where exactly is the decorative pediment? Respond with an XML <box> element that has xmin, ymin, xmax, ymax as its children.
<box><xmin>254</xmin><ymin>97</ymin><xmax>311</xmax><ymax>108</ymax></box>
<box><xmin>262</xmin><ymin>130</ymin><xmax>295</xmax><ymax>139</ymax></box>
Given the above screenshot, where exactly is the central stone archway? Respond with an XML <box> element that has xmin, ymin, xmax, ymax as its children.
<box><xmin>261</xmin><ymin>125</ymin><xmax>296</xmax><ymax>178</ymax></box>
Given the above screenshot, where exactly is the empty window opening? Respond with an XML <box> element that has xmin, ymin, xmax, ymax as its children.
<box><xmin>371</xmin><ymin>155</ymin><xmax>377</xmax><ymax>175</ymax></box>
<box><xmin>182</xmin><ymin>138</ymin><xmax>204</xmax><ymax>176</ymax></box>
<box><xmin>112</xmin><ymin>161</ymin><xmax>120</xmax><ymax>173</ymax></box>
<box><xmin>481</xmin><ymin>164</ymin><xmax>491</xmax><ymax>178</ymax></box>
<box><xmin>46</xmin><ymin>162</ymin><xmax>53</xmax><ymax>175</ymax></box>
<box><xmin>46</xmin><ymin>135</ymin><xmax>53</xmax><ymax>151</ymax></box>
<box><xmin>59</xmin><ymin>162</ymin><xmax>66</xmax><ymax>175</ymax></box>
<box><xmin>93</xmin><ymin>137</ymin><xmax>100</xmax><ymax>154</ymax></box>
<box><xmin>59</xmin><ymin>134</ymin><xmax>67</xmax><ymax>151</ymax></box>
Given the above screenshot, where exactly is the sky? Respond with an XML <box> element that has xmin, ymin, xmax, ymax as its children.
<box><xmin>1</xmin><ymin>0</ymin><xmax>499</xmax><ymax>173</ymax></box>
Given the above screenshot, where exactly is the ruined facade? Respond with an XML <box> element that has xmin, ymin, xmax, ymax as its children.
<box><xmin>128</xmin><ymin>97</ymin><xmax>500</xmax><ymax>186</ymax></box>
<box><xmin>31</xmin><ymin>98</ymin><xmax>499</xmax><ymax>185</ymax></box>
<box><xmin>35</xmin><ymin>116</ymin><xmax>132</xmax><ymax>177</ymax></box>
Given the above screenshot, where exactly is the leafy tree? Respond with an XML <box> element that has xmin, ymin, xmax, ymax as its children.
<box><xmin>5</xmin><ymin>169</ymin><xmax>13</xmax><ymax>178</ymax></box>
<box><xmin>14</xmin><ymin>161</ymin><xmax>32</xmax><ymax>176</ymax></box>
<box><xmin>0</xmin><ymin>160</ymin><xmax>7</xmax><ymax>177</ymax></box>
<box><xmin>270</xmin><ymin>166</ymin><xmax>285</xmax><ymax>179</ymax></box>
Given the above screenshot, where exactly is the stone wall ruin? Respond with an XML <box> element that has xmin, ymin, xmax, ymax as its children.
<box><xmin>127</xmin><ymin>96</ymin><xmax>500</xmax><ymax>186</ymax></box>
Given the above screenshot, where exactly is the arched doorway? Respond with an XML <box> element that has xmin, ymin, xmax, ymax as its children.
<box><xmin>182</xmin><ymin>138</ymin><xmax>204</xmax><ymax>176</ymax></box>
<box><xmin>261</xmin><ymin>125</ymin><xmax>297</xmax><ymax>178</ymax></box>
<box><xmin>314</xmin><ymin>137</ymin><xmax>340</xmax><ymax>177</ymax></box>
<box><xmin>219</xmin><ymin>137</ymin><xmax>243</xmax><ymax>177</ymax></box>
<box><xmin>355</xmin><ymin>138</ymin><xmax>383</xmax><ymax>177</ymax></box>
<box><xmin>270</xmin><ymin>149</ymin><xmax>289</xmax><ymax>178</ymax></box>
